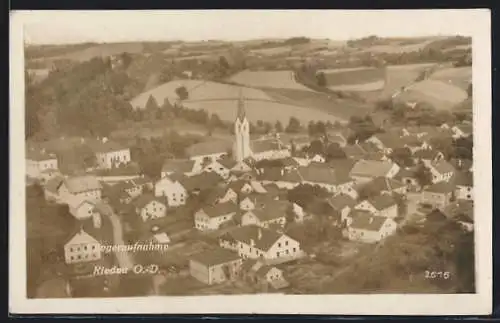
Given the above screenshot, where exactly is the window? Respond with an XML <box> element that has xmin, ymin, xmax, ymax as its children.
<box><xmin>276</xmin><ymin>252</ymin><xmax>280</xmax><ymax>257</ymax></box>
<box><xmin>70</xmin><ymin>248</ymin><xmax>73</xmax><ymax>252</ymax></box>
<box><xmin>84</xmin><ymin>246</ymin><xmax>88</xmax><ymax>251</ymax></box>
<box><xmin>285</xmin><ymin>241</ymin><xmax>288</xmax><ymax>246</ymax></box>
<box><xmin>467</xmin><ymin>194</ymin><xmax>471</xmax><ymax>199</ymax></box>
<box><xmin>293</xmin><ymin>248</ymin><xmax>296</xmax><ymax>253</ymax></box>
<box><xmin>77</xmin><ymin>255</ymin><xmax>81</xmax><ymax>259</ymax></box>
<box><xmin>92</xmin><ymin>245</ymin><xmax>96</xmax><ymax>250</ymax></box>
<box><xmin>278</xmin><ymin>243</ymin><xmax>281</xmax><ymax>248</ymax></box>
<box><xmin>70</xmin><ymin>256</ymin><xmax>74</xmax><ymax>260</ymax></box>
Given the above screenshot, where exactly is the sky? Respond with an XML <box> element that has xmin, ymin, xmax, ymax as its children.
<box><xmin>16</xmin><ymin>9</ymin><xmax>484</xmax><ymax>45</ymax></box>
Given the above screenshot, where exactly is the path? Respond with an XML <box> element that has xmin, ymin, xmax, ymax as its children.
<box><xmin>107</xmin><ymin>211</ymin><xmax>134</xmax><ymax>269</ymax></box>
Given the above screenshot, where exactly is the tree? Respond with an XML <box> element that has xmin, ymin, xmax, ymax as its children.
<box><xmin>307</xmin><ymin>139</ymin><xmax>324</xmax><ymax>156</ymax></box>
<box><xmin>415</xmin><ymin>162</ymin><xmax>433</xmax><ymax>187</ymax></box>
<box><xmin>390</xmin><ymin>147</ymin><xmax>414</xmax><ymax>167</ymax></box>
<box><xmin>175</xmin><ymin>86</ymin><xmax>189</xmax><ymax>100</ymax></box>
<box><xmin>275</xmin><ymin>120</ymin><xmax>284</xmax><ymax>133</ymax></box>
<box><xmin>315</xmin><ymin>121</ymin><xmax>326</xmax><ymax>136</ymax></box>
<box><xmin>219</xmin><ymin>56</ymin><xmax>230</xmax><ymax>70</ymax></box>
<box><xmin>316</xmin><ymin>72</ymin><xmax>327</xmax><ymax>87</ymax></box>
<box><xmin>325</xmin><ymin>142</ymin><xmax>346</xmax><ymax>160</ymax></box>
<box><xmin>307</xmin><ymin>121</ymin><xmax>316</xmax><ymax>137</ymax></box>
<box><xmin>285</xmin><ymin>117</ymin><xmax>301</xmax><ymax>133</ymax></box>
<box><xmin>145</xmin><ymin>95</ymin><xmax>159</xmax><ymax>111</ymax></box>
<box><xmin>120</xmin><ymin>52</ymin><xmax>133</xmax><ymax>69</ymax></box>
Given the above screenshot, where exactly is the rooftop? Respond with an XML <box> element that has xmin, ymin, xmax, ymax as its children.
<box><xmin>349</xmin><ymin>212</ymin><xmax>389</xmax><ymax>232</ymax></box>
<box><xmin>366</xmin><ymin>194</ymin><xmax>397</xmax><ymax>210</ymax></box>
<box><xmin>220</xmin><ymin>225</ymin><xmax>284</xmax><ymax>252</ymax></box>
<box><xmin>62</xmin><ymin>176</ymin><xmax>102</xmax><ymax>194</ymax></box>
<box><xmin>425</xmin><ymin>181</ymin><xmax>455</xmax><ymax>194</ymax></box>
<box><xmin>190</xmin><ymin>247</ymin><xmax>241</xmax><ymax>267</ymax></box>
<box><xmin>350</xmin><ymin>160</ymin><xmax>395</xmax><ymax>178</ymax></box>
<box><xmin>161</xmin><ymin>159</ymin><xmax>196</xmax><ymax>174</ymax></box>
<box><xmin>454</xmin><ymin>171</ymin><xmax>473</xmax><ymax>187</ymax></box>
<box><xmin>199</xmin><ymin>201</ymin><xmax>238</xmax><ymax>218</ymax></box>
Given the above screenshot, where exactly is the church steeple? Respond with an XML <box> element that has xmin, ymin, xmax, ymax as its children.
<box><xmin>233</xmin><ymin>89</ymin><xmax>251</xmax><ymax>162</ymax></box>
<box><xmin>236</xmin><ymin>89</ymin><xmax>246</xmax><ymax>121</ymax></box>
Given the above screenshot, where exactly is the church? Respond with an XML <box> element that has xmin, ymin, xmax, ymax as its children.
<box><xmin>186</xmin><ymin>92</ymin><xmax>291</xmax><ymax>167</ymax></box>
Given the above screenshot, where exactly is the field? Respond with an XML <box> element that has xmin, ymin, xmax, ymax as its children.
<box><xmin>27</xmin><ymin>68</ymin><xmax>51</xmax><ymax>83</ymax></box>
<box><xmin>228</xmin><ymin>70</ymin><xmax>315</xmax><ymax>91</ymax></box>
<box><xmin>428</xmin><ymin>66</ymin><xmax>472</xmax><ymax>91</ymax></box>
<box><xmin>395</xmin><ymin>79</ymin><xmax>468</xmax><ymax>110</ymax></box>
<box><xmin>32</xmin><ymin>43</ymin><xmax>145</xmax><ymax>63</ymax></box>
<box><xmin>380</xmin><ymin>63</ymin><xmax>438</xmax><ymax>98</ymax></box>
<box><xmin>249</xmin><ymin>46</ymin><xmax>292</xmax><ymax>56</ymax></box>
<box><xmin>360</xmin><ymin>40</ymin><xmax>433</xmax><ymax>54</ymax></box>
<box><xmin>183</xmin><ymin>98</ymin><xmax>346</xmax><ymax>124</ymax></box>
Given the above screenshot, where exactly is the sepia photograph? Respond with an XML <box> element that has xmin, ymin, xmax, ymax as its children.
<box><xmin>10</xmin><ymin>9</ymin><xmax>491</xmax><ymax>315</ymax></box>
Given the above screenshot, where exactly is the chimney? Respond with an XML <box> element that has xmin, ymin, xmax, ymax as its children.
<box><xmin>258</xmin><ymin>228</ymin><xmax>262</xmax><ymax>240</ymax></box>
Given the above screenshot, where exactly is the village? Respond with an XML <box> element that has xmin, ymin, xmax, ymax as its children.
<box><xmin>26</xmin><ymin>88</ymin><xmax>474</xmax><ymax>297</ymax></box>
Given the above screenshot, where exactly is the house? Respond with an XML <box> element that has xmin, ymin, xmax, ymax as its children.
<box><xmin>132</xmin><ymin>194</ymin><xmax>167</xmax><ymax>222</ymax></box>
<box><xmin>360</xmin><ymin>177</ymin><xmax>408</xmax><ymax>196</ymax></box>
<box><xmin>90</xmin><ymin>138</ymin><xmax>131</xmax><ymax>169</ymax></box>
<box><xmin>251</xmin><ymin>138</ymin><xmax>291</xmax><ymax>161</ymax></box>
<box><xmin>194</xmin><ymin>201</ymin><xmax>238</xmax><ymax>231</ymax></box>
<box><xmin>178</xmin><ymin>171</ymin><xmax>224</xmax><ymax>194</ymax></box>
<box><xmin>240</xmin><ymin>206</ymin><xmax>287</xmax><ymax>229</ymax></box>
<box><xmin>355</xmin><ymin>194</ymin><xmax>398</xmax><ymax>218</ymax></box>
<box><xmin>366</xmin><ymin>133</ymin><xmax>405</xmax><ymax>154</ymax></box>
<box><xmin>309</xmin><ymin>154</ymin><xmax>326</xmax><ymax>163</ymax></box>
<box><xmin>394</xmin><ymin>167</ymin><xmax>420</xmax><ymax>188</ymax></box>
<box><xmin>421</xmin><ymin>181</ymin><xmax>454</xmax><ymax>210</ymax></box>
<box><xmin>291</xmin><ymin>202</ymin><xmax>306</xmax><ymax>223</ymax></box>
<box><xmin>115</xmin><ymin>180</ymin><xmax>143</xmax><ymax>199</ymax></box>
<box><xmin>201</xmin><ymin>160</ymin><xmax>234</xmax><ymax>179</ymax></box>
<box><xmin>349</xmin><ymin>160</ymin><xmax>400</xmax><ymax>184</ymax></box>
<box><xmin>189</xmin><ymin>248</ymin><xmax>243</xmax><ymax>285</ymax></box>
<box><xmin>68</xmin><ymin>199</ymin><xmax>103</xmax><ymax>227</ymax></box>
<box><xmin>228</xmin><ymin>179</ymin><xmax>267</xmax><ymax>196</ymax></box>
<box><xmin>161</xmin><ymin>159</ymin><xmax>198</xmax><ymax>178</ymax></box>
<box><xmin>154</xmin><ymin>176</ymin><xmax>188</xmax><ymax>207</ymax></box>
<box><xmin>297</xmin><ymin>165</ymin><xmax>355</xmax><ymax>194</ymax></box>
<box><xmin>241</xmin><ymin>259</ymin><xmax>289</xmax><ymax>291</ymax></box>
<box><xmin>454</xmin><ymin>171</ymin><xmax>473</xmax><ymax>201</ymax></box>
<box><xmin>451</xmin><ymin>124</ymin><xmax>473</xmax><ymax>139</ymax></box>
<box><xmin>26</xmin><ymin>149</ymin><xmax>58</xmax><ymax>179</ymax></box>
<box><xmin>218</xmin><ymin>225</ymin><xmax>301</xmax><ymax>262</ymax></box>
<box><xmin>327</xmin><ymin>193</ymin><xmax>357</xmax><ymax>224</ymax></box>
<box><xmin>57</xmin><ymin>176</ymin><xmax>102</xmax><ymax>204</ymax></box>
<box><xmin>413</xmin><ymin>149</ymin><xmax>445</xmax><ymax>165</ymax></box>
<box><xmin>345</xmin><ymin>212</ymin><xmax>398</xmax><ymax>243</ymax></box>
<box><xmin>151</xmin><ymin>232</ymin><xmax>171</xmax><ymax>250</ymax></box>
<box><xmin>218</xmin><ymin>157</ymin><xmax>252</xmax><ymax>174</ymax></box>
<box><xmin>426</xmin><ymin>160</ymin><xmax>456</xmax><ymax>183</ymax></box>
<box><xmin>64</xmin><ymin>228</ymin><xmax>102</xmax><ymax>264</ymax></box>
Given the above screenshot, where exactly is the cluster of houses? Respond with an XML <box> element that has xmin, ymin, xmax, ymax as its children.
<box><xmin>26</xmin><ymin>94</ymin><xmax>474</xmax><ymax>292</ymax></box>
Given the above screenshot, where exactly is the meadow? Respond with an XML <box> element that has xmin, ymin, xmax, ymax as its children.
<box><xmin>228</xmin><ymin>70</ymin><xmax>314</xmax><ymax>91</ymax></box>
<box><xmin>428</xmin><ymin>66</ymin><xmax>472</xmax><ymax>91</ymax></box>
<box><xmin>395</xmin><ymin>79</ymin><xmax>468</xmax><ymax>110</ymax></box>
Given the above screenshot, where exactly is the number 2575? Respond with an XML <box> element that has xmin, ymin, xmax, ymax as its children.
<box><xmin>425</xmin><ymin>271</ymin><xmax>450</xmax><ymax>279</ymax></box>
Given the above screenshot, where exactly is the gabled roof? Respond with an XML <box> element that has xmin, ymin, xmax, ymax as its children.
<box><xmin>161</xmin><ymin>159</ymin><xmax>196</xmax><ymax>173</ymax></box>
<box><xmin>328</xmin><ymin>193</ymin><xmax>357</xmax><ymax>210</ymax></box>
<box><xmin>179</xmin><ymin>171</ymin><xmax>224</xmax><ymax>192</ymax></box>
<box><xmin>343</xmin><ymin>144</ymin><xmax>366</xmax><ymax>158</ymax></box>
<box><xmin>219</xmin><ymin>225</ymin><xmax>285</xmax><ymax>252</ymax></box>
<box><xmin>370</xmin><ymin>133</ymin><xmax>405</xmax><ymax>149</ymax></box>
<box><xmin>425</xmin><ymin>181</ymin><xmax>455</xmax><ymax>194</ymax></box>
<box><xmin>413</xmin><ymin>149</ymin><xmax>443</xmax><ymax>160</ymax></box>
<box><xmin>454</xmin><ymin>171</ymin><xmax>473</xmax><ymax>187</ymax></box>
<box><xmin>190</xmin><ymin>247</ymin><xmax>241</xmax><ymax>267</ymax></box>
<box><xmin>430</xmin><ymin>160</ymin><xmax>456</xmax><ymax>175</ymax></box>
<box><xmin>204</xmin><ymin>186</ymin><xmax>229</xmax><ymax>205</ymax></box>
<box><xmin>61</xmin><ymin>176</ymin><xmax>102</xmax><ymax>194</ymax></box>
<box><xmin>199</xmin><ymin>201</ymin><xmax>238</xmax><ymax>218</ymax></box>
<box><xmin>366</xmin><ymin>194</ymin><xmax>397</xmax><ymax>211</ymax></box>
<box><xmin>217</xmin><ymin>157</ymin><xmax>238</xmax><ymax>170</ymax></box>
<box><xmin>245</xmin><ymin>208</ymin><xmax>286</xmax><ymax>222</ymax></box>
<box><xmin>350</xmin><ymin>160</ymin><xmax>395</xmax><ymax>178</ymax></box>
<box><xmin>363</xmin><ymin>177</ymin><xmax>406</xmax><ymax>194</ymax></box>
<box><xmin>88</xmin><ymin>139</ymin><xmax>128</xmax><ymax>154</ymax></box>
<box><xmin>132</xmin><ymin>194</ymin><xmax>165</xmax><ymax>209</ymax></box>
<box><xmin>349</xmin><ymin>212</ymin><xmax>389</xmax><ymax>232</ymax></box>
<box><xmin>298</xmin><ymin>165</ymin><xmax>352</xmax><ymax>185</ymax></box>
<box><xmin>65</xmin><ymin>229</ymin><xmax>99</xmax><ymax>246</ymax></box>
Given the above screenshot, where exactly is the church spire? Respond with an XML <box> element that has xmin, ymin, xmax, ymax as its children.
<box><xmin>236</xmin><ymin>89</ymin><xmax>246</xmax><ymax>121</ymax></box>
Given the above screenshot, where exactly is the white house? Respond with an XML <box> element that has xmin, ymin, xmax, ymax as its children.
<box><xmin>454</xmin><ymin>171</ymin><xmax>473</xmax><ymax>201</ymax></box>
<box><xmin>309</xmin><ymin>154</ymin><xmax>326</xmax><ymax>163</ymax></box>
<box><xmin>26</xmin><ymin>149</ymin><xmax>58</xmax><ymax>179</ymax></box>
<box><xmin>57</xmin><ymin>176</ymin><xmax>102</xmax><ymax>204</ymax></box>
<box><xmin>426</xmin><ymin>160</ymin><xmax>456</xmax><ymax>184</ymax></box>
<box><xmin>240</xmin><ymin>208</ymin><xmax>287</xmax><ymax>229</ymax></box>
<box><xmin>355</xmin><ymin>194</ymin><xmax>398</xmax><ymax>218</ymax></box>
<box><xmin>219</xmin><ymin>225</ymin><xmax>301</xmax><ymax>262</ymax></box>
<box><xmin>328</xmin><ymin>193</ymin><xmax>357</xmax><ymax>224</ymax></box>
<box><xmin>132</xmin><ymin>195</ymin><xmax>167</xmax><ymax>222</ymax></box>
<box><xmin>64</xmin><ymin>229</ymin><xmax>102</xmax><ymax>264</ymax></box>
<box><xmin>194</xmin><ymin>201</ymin><xmax>238</xmax><ymax>231</ymax></box>
<box><xmin>154</xmin><ymin>176</ymin><xmax>188</xmax><ymax>207</ymax></box>
<box><xmin>349</xmin><ymin>160</ymin><xmax>400</xmax><ymax>184</ymax></box>
<box><xmin>91</xmin><ymin>138</ymin><xmax>131</xmax><ymax>169</ymax></box>
<box><xmin>345</xmin><ymin>212</ymin><xmax>398</xmax><ymax>243</ymax></box>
